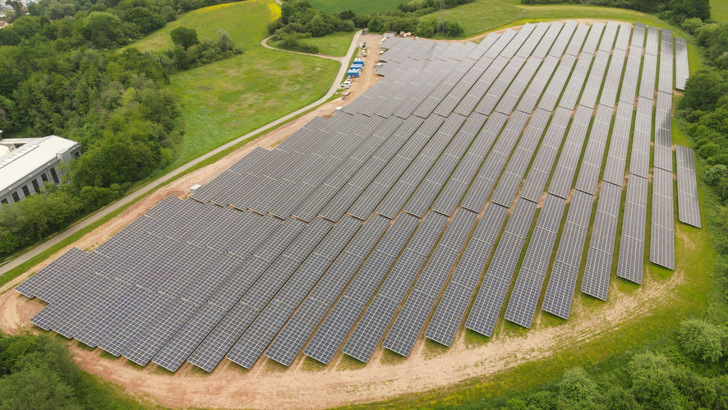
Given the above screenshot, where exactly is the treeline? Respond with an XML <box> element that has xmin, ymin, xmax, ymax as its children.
<box><xmin>151</xmin><ymin>27</ymin><xmax>242</xmax><ymax>73</ymax></box>
<box><xmin>520</xmin><ymin>0</ymin><xmax>709</xmax><ymax>26</ymax></box>
<box><xmin>0</xmin><ymin>0</ymin><xmax>237</xmax><ymax>47</ymax></box>
<box><xmin>0</xmin><ymin>332</ymin><xmax>146</xmax><ymax>409</ymax></box>
<box><xmin>471</xmin><ymin>319</ymin><xmax>728</xmax><ymax>409</ymax></box>
<box><xmin>268</xmin><ymin>0</ymin><xmax>467</xmax><ymax>54</ymax></box>
<box><xmin>267</xmin><ymin>0</ymin><xmax>356</xmax><ymax>53</ymax></box>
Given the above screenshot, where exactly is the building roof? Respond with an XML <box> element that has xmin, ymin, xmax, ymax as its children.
<box><xmin>0</xmin><ymin>135</ymin><xmax>79</xmax><ymax>193</ymax></box>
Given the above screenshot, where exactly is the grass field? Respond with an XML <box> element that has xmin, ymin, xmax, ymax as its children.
<box><xmin>712</xmin><ymin>0</ymin><xmax>728</xmax><ymax>22</ymax></box>
<box><xmin>301</xmin><ymin>31</ymin><xmax>357</xmax><ymax>57</ymax></box>
<box><xmin>127</xmin><ymin>0</ymin><xmax>339</xmax><ymax>169</ymax></box>
<box><xmin>268</xmin><ymin>31</ymin><xmax>356</xmax><ymax>57</ymax></box>
<box><xmin>420</xmin><ymin>0</ymin><xmax>673</xmax><ymax>37</ymax></box>
<box><xmin>307</xmin><ymin>0</ymin><xmax>397</xmax><ymax>14</ymax></box>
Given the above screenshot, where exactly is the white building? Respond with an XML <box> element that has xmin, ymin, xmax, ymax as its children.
<box><xmin>0</xmin><ymin>135</ymin><xmax>81</xmax><ymax>205</ymax></box>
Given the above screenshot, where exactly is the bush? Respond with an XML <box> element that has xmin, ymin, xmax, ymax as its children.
<box><xmin>627</xmin><ymin>352</ymin><xmax>682</xmax><ymax>408</ymax></box>
<box><xmin>275</xmin><ymin>32</ymin><xmax>319</xmax><ymax>54</ymax></box>
<box><xmin>682</xmin><ymin>17</ymin><xmax>704</xmax><ymax>34</ymax></box>
<box><xmin>170</xmin><ymin>26</ymin><xmax>199</xmax><ymax>50</ymax></box>
<box><xmin>677</xmin><ymin>319</ymin><xmax>727</xmax><ymax>363</ymax></box>
<box><xmin>557</xmin><ymin>368</ymin><xmax>602</xmax><ymax>408</ymax></box>
<box><xmin>0</xmin><ymin>333</ymin><xmax>145</xmax><ymax>408</ymax></box>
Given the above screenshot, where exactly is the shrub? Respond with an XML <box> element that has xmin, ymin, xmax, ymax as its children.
<box><xmin>677</xmin><ymin>319</ymin><xmax>727</xmax><ymax>363</ymax></box>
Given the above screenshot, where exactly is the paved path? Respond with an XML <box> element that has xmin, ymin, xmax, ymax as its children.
<box><xmin>261</xmin><ymin>36</ymin><xmax>345</xmax><ymax>62</ymax></box>
<box><xmin>0</xmin><ymin>30</ymin><xmax>362</xmax><ymax>276</ymax></box>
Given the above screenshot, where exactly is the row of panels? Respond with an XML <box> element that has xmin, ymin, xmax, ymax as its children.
<box><xmin>16</xmin><ymin>21</ymin><xmax>698</xmax><ymax>373</ymax></box>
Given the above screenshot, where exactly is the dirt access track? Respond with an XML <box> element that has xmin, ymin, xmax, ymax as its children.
<box><xmin>0</xmin><ymin>27</ymin><xmax>690</xmax><ymax>409</ymax></box>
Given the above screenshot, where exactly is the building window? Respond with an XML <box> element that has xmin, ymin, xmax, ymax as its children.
<box><xmin>50</xmin><ymin>168</ymin><xmax>59</xmax><ymax>184</ymax></box>
<box><xmin>32</xmin><ymin>179</ymin><xmax>41</xmax><ymax>194</ymax></box>
<box><xmin>41</xmin><ymin>173</ymin><xmax>48</xmax><ymax>183</ymax></box>
<box><xmin>1</xmin><ymin>199</ymin><xmax>7</xmax><ymax>205</ymax></box>
<box><xmin>22</xmin><ymin>185</ymin><xmax>30</xmax><ymax>197</ymax></box>
<box><xmin>12</xmin><ymin>192</ymin><xmax>19</xmax><ymax>202</ymax></box>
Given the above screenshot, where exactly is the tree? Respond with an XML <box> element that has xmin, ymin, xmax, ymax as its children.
<box><xmin>216</xmin><ymin>29</ymin><xmax>235</xmax><ymax>53</ymax></box>
<box><xmin>705</xmin><ymin>164</ymin><xmax>728</xmax><ymax>186</ymax></box>
<box><xmin>82</xmin><ymin>12</ymin><xmax>126</xmax><ymax>48</ymax></box>
<box><xmin>0</xmin><ymin>362</ymin><xmax>77</xmax><ymax>410</ymax></box>
<box><xmin>170</xmin><ymin>26</ymin><xmax>198</xmax><ymax>50</ymax></box>
<box><xmin>0</xmin><ymin>29</ymin><xmax>21</xmax><ymax>46</ymax></box>
<box><xmin>679</xmin><ymin>69</ymin><xmax>728</xmax><ymax>112</ymax></box>
<box><xmin>668</xmin><ymin>0</ymin><xmax>710</xmax><ymax>22</ymax></box>
<box><xmin>172</xmin><ymin>46</ymin><xmax>190</xmax><ymax>70</ymax></box>
<box><xmin>627</xmin><ymin>352</ymin><xmax>681</xmax><ymax>409</ymax></box>
<box><xmin>336</xmin><ymin>9</ymin><xmax>355</xmax><ymax>20</ymax></box>
<box><xmin>558</xmin><ymin>367</ymin><xmax>603</xmax><ymax>409</ymax></box>
<box><xmin>126</xmin><ymin>7</ymin><xmax>164</xmax><ymax>35</ymax></box>
<box><xmin>677</xmin><ymin>319</ymin><xmax>726</xmax><ymax>363</ymax></box>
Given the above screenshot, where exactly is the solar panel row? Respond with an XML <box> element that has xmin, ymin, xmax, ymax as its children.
<box><xmin>466</xmin><ymin>199</ymin><xmax>538</xmax><ymax>336</ymax></box>
<box><xmin>650</xmin><ymin>168</ymin><xmax>675</xmax><ymax>270</ymax></box>
<box><xmin>617</xmin><ymin>175</ymin><xmax>648</xmax><ymax>284</ymax></box>
<box><xmin>676</xmin><ymin>145</ymin><xmax>701</xmax><ymax>228</ymax></box>
<box><xmin>504</xmin><ymin>195</ymin><xmax>566</xmax><ymax>328</ymax></box>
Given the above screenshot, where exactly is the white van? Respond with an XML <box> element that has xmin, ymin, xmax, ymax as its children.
<box><xmin>341</xmin><ymin>79</ymin><xmax>352</xmax><ymax>89</ymax></box>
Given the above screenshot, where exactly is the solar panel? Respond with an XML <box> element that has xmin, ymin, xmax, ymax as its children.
<box><xmin>676</xmin><ymin>145</ymin><xmax>701</xmax><ymax>228</ymax></box>
<box><xmin>560</xmin><ymin>52</ymin><xmax>594</xmax><ymax>110</ymax></box>
<box><xmin>520</xmin><ymin>107</ymin><xmax>572</xmax><ymax>202</ymax></box>
<box><xmin>539</xmin><ymin>55</ymin><xmax>577</xmax><ymax>111</ymax></box>
<box><xmin>574</xmin><ymin>105</ymin><xmax>613</xmax><ymax>195</ymax></box>
<box><xmin>617</xmin><ymin>174</ymin><xmax>648</xmax><ymax>284</ymax></box>
<box><xmin>383</xmin><ymin>209</ymin><xmax>478</xmax><ymax>357</ymax></box>
<box><xmin>602</xmin><ymin>102</ymin><xmax>635</xmax><ymax>186</ymax></box>
<box><xmin>650</xmin><ymin>168</ymin><xmax>675</xmax><ymax>270</ymax></box>
<box><xmin>504</xmin><ymin>195</ymin><xmax>566</xmax><ymax>328</ymax></box>
<box><xmin>542</xmin><ymin>191</ymin><xmax>594</xmax><ymax>319</ymax></box>
<box><xmin>581</xmin><ymin>22</ymin><xmax>603</xmax><ymax>54</ymax></box>
<box><xmin>343</xmin><ymin>212</ymin><xmax>448</xmax><ymax>362</ymax></box>
<box><xmin>548</xmin><ymin>106</ymin><xmax>592</xmax><ymax>199</ymax></box>
<box><xmin>581</xmin><ymin>182</ymin><xmax>622</xmax><ymax>300</ymax></box>
<box><xmin>425</xmin><ymin>203</ymin><xmax>509</xmax><ymax>346</ymax></box>
<box><xmin>466</xmin><ymin>199</ymin><xmax>538</xmax><ymax>336</ymax></box>
<box><xmin>303</xmin><ymin>213</ymin><xmax>419</xmax><ymax>364</ymax></box>
<box><xmin>675</xmin><ymin>37</ymin><xmax>690</xmax><ymax>90</ymax></box>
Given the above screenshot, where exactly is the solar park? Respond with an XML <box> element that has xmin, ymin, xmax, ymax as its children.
<box><xmin>15</xmin><ymin>20</ymin><xmax>701</xmax><ymax>373</ymax></box>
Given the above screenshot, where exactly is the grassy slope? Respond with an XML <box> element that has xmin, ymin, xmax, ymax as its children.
<box><xmin>128</xmin><ymin>0</ymin><xmax>339</xmax><ymax>169</ymax></box>
<box><xmin>306</xmin><ymin>0</ymin><xmax>397</xmax><ymax>14</ymax></box>
<box><xmin>301</xmin><ymin>31</ymin><xmax>357</xmax><ymax>57</ymax></box>
<box><xmin>712</xmin><ymin>0</ymin><xmax>728</xmax><ymax>22</ymax></box>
